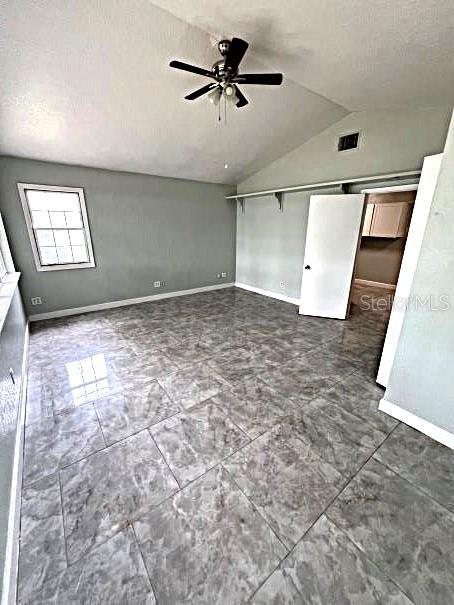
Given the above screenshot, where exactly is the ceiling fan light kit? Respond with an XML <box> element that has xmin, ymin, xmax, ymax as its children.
<box><xmin>169</xmin><ymin>37</ymin><xmax>283</xmax><ymax>110</ymax></box>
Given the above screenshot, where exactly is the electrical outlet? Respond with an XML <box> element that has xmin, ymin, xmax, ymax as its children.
<box><xmin>217</xmin><ymin>273</ymin><xmax>221</xmax><ymax>279</ymax></box>
<box><xmin>279</xmin><ymin>281</ymin><xmax>285</xmax><ymax>288</ymax></box>
<box><xmin>153</xmin><ymin>281</ymin><xmax>161</xmax><ymax>288</ymax></box>
<box><xmin>31</xmin><ymin>296</ymin><xmax>42</xmax><ymax>306</ymax></box>
<box><xmin>221</xmin><ymin>272</ymin><xmax>227</xmax><ymax>278</ymax></box>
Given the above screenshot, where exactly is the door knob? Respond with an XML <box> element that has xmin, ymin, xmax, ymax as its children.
<box><xmin>304</xmin><ymin>265</ymin><xmax>311</xmax><ymax>270</ymax></box>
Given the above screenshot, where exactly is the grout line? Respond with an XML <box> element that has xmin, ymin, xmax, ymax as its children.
<box><xmin>221</xmin><ymin>466</ymin><xmax>290</xmax><ymax>554</ymax></box>
<box><xmin>246</xmin><ymin>422</ymin><xmax>401</xmax><ymax>602</ymax></box>
<box><xmin>370</xmin><ymin>455</ymin><xmax>454</xmax><ymax>517</ymax></box>
<box><xmin>130</xmin><ymin>524</ymin><xmax>159</xmax><ymax>604</ymax></box>
<box><xmin>90</xmin><ymin>402</ymin><xmax>108</xmax><ymax>450</ymax></box>
<box><xmin>57</xmin><ymin>470</ymin><xmax>70</xmax><ymax>568</ymax></box>
<box><xmin>324</xmin><ymin>513</ymin><xmax>416</xmax><ymax>604</ymax></box>
<box><xmin>148</xmin><ymin>430</ymin><xmax>182</xmax><ymax>490</ymax></box>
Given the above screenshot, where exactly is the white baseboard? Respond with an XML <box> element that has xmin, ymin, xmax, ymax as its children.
<box><xmin>2</xmin><ymin>323</ymin><xmax>29</xmax><ymax>605</ymax></box>
<box><xmin>235</xmin><ymin>282</ymin><xmax>300</xmax><ymax>305</ymax></box>
<box><xmin>29</xmin><ymin>283</ymin><xmax>235</xmax><ymax>321</ymax></box>
<box><xmin>354</xmin><ymin>279</ymin><xmax>396</xmax><ymax>291</ymax></box>
<box><xmin>379</xmin><ymin>398</ymin><xmax>454</xmax><ymax>450</ymax></box>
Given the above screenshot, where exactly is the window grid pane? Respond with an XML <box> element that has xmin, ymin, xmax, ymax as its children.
<box><xmin>25</xmin><ymin>188</ymin><xmax>92</xmax><ymax>267</ymax></box>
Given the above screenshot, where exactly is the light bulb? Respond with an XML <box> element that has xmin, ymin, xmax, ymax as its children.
<box><xmin>224</xmin><ymin>84</ymin><xmax>234</xmax><ymax>96</ymax></box>
<box><xmin>224</xmin><ymin>163</ymin><xmax>229</xmax><ymax>169</ymax></box>
<box><xmin>208</xmin><ymin>87</ymin><xmax>222</xmax><ymax>105</ymax></box>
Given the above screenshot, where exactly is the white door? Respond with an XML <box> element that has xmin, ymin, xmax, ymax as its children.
<box><xmin>299</xmin><ymin>194</ymin><xmax>365</xmax><ymax>319</ymax></box>
<box><xmin>377</xmin><ymin>154</ymin><xmax>443</xmax><ymax>387</ymax></box>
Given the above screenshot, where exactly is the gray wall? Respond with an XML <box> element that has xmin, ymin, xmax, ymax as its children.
<box><xmin>0</xmin><ymin>287</ymin><xmax>27</xmax><ymax>596</ymax></box>
<box><xmin>236</xmin><ymin>188</ymin><xmax>336</xmax><ymax>301</ymax></box>
<box><xmin>385</xmin><ymin>111</ymin><xmax>454</xmax><ymax>435</ymax></box>
<box><xmin>0</xmin><ymin>157</ymin><xmax>236</xmax><ymax>316</ymax></box>
<box><xmin>356</xmin><ymin>237</ymin><xmax>407</xmax><ymax>285</ymax></box>
<box><xmin>236</xmin><ymin>106</ymin><xmax>451</xmax><ymax>301</ymax></box>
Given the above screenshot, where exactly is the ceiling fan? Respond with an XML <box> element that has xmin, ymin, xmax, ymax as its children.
<box><xmin>169</xmin><ymin>38</ymin><xmax>283</xmax><ymax>108</ymax></box>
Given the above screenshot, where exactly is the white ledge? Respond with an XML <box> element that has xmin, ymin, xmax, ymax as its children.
<box><xmin>228</xmin><ymin>169</ymin><xmax>421</xmax><ymax>200</ymax></box>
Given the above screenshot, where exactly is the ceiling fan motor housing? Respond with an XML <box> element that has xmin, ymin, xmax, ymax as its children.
<box><xmin>217</xmin><ymin>39</ymin><xmax>231</xmax><ymax>57</ymax></box>
<box><xmin>212</xmin><ymin>59</ymin><xmax>236</xmax><ymax>80</ymax></box>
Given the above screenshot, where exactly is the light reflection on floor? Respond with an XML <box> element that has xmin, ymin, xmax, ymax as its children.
<box><xmin>65</xmin><ymin>353</ymin><xmax>110</xmax><ymax>405</ymax></box>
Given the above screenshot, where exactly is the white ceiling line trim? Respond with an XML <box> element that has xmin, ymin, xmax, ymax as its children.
<box><xmin>227</xmin><ymin>169</ymin><xmax>421</xmax><ymax>200</ymax></box>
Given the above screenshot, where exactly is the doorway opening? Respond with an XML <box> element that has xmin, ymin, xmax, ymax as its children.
<box><xmin>351</xmin><ymin>184</ymin><xmax>418</xmax><ymax>319</ymax></box>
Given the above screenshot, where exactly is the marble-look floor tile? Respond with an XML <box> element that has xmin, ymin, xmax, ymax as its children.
<box><xmin>158</xmin><ymin>363</ymin><xmax>230</xmax><ymax>409</ymax></box>
<box><xmin>94</xmin><ymin>381</ymin><xmax>180</xmax><ymax>445</ymax></box>
<box><xmin>210</xmin><ymin>354</ymin><xmax>271</xmax><ymax>386</ymax></box>
<box><xmin>134</xmin><ymin>467</ymin><xmax>286</xmax><ymax>605</ymax></box>
<box><xmin>374</xmin><ymin>423</ymin><xmax>454</xmax><ymax>512</ymax></box>
<box><xmin>125</xmin><ymin>329</ymin><xmax>180</xmax><ymax>353</ymax></box>
<box><xmin>283</xmin><ymin>397</ymin><xmax>387</xmax><ymax>477</ymax></box>
<box><xmin>23</xmin><ymin>405</ymin><xmax>106</xmax><ymax>486</ymax></box>
<box><xmin>60</xmin><ymin>430</ymin><xmax>178</xmax><ymax>563</ymax></box>
<box><xmin>150</xmin><ymin>401</ymin><xmax>249</xmax><ymax>486</ymax></box>
<box><xmin>212</xmin><ymin>377</ymin><xmax>292</xmax><ymax>438</ymax></box>
<box><xmin>25</xmin><ymin>382</ymin><xmax>53</xmax><ymax>426</ymax></box>
<box><xmin>260</xmin><ymin>349</ymin><xmax>357</xmax><ymax>401</ymax></box>
<box><xmin>18</xmin><ymin>475</ymin><xmax>67</xmax><ymax>602</ymax></box>
<box><xmin>115</xmin><ymin>352</ymin><xmax>177</xmax><ymax>383</ymax></box>
<box><xmin>161</xmin><ymin>337</ymin><xmax>212</xmax><ymax>367</ymax></box>
<box><xmin>327</xmin><ymin>458</ymin><xmax>454</xmax><ymax>604</ymax></box>
<box><xmin>22</xmin><ymin>529</ymin><xmax>155</xmax><ymax>605</ymax></box>
<box><xmin>251</xmin><ymin>515</ymin><xmax>412</xmax><ymax>604</ymax></box>
<box><xmin>321</xmin><ymin>370</ymin><xmax>396</xmax><ymax>433</ymax></box>
<box><xmin>224</xmin><ymin>425</ymin><xmax>345</xmax><ymax>548</ymax></box>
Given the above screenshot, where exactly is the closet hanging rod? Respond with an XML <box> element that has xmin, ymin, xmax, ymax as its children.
<box><xmin>226</xmin><ymin>169</ymin><xmax>421</xmax><ymax>200</ymax></box>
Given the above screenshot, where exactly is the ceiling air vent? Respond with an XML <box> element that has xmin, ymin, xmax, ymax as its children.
<box><xmin>338</xmin><ymin>132</ymin><xmax>360</xmax><ymax>152</ymax></box>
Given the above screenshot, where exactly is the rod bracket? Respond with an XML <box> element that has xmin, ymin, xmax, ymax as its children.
<box><xmin>341</xmin><ymin>183</ymin><xmax>351</xmax><ymax>194</ymax></box>
<box><xmin>237</xmin><ymin>197</ymin><xmax>245</xmax><ymax>214</ymax></box>
<box><xmin>274</xmin><ymin>192</ymin><xmax>284</xmax><ymax>212</ymax></box>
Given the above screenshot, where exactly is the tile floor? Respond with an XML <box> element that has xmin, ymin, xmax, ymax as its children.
<box><xmin>18</xmin><ymin>288</ymin><xmax>454</xmax><ymax>604</ymax></box>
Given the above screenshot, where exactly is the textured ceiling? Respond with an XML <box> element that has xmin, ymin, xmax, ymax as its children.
<box><xmin>0</xmin><ymin>0</ymin><xmax>347</xmax><ymax>183</ymax></box>
<box><xmin>1</xmin><ymin>1</ymin><xmax>453</xmax><ymax>184</ymax></box>
<box><xmin>152</xmin><ymin>0</ymin><xmax>454</xmax><ymax>110</ymax></box>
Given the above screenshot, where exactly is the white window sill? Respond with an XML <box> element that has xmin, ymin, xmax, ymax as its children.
<box><xmin>0</xmin><ymin>273</ymin><xmax>21</xmax><ymax>334</ymax></box>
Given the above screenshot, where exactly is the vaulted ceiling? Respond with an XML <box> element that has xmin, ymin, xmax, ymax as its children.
<box><xmin>1</xmin><ymin>1</ymin><xmax>453</xmax><ymax>184</ymax></box>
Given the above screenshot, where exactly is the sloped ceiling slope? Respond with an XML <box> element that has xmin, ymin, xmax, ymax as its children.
<box><xmin>152</xmin><ymin>0</ymin><xmax>454</xmax><ymax>110</ymax></box>
<box><xmin>0</xmin><ymin>0</ymin><xmax>347</xmax><ymax>184</ymax></box>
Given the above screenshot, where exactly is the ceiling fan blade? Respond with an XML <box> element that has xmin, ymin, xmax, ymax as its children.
<box><xmin>234</xmin><ymin>86</ymin><xmax>249</xmax><ymax>108</ymax></box>
<box><xmin>233</xmin><ymin>73</ymin><xmax>283</xmax><ymax>85</ymax></box>
<box><xmin>169</xmin><ymin>60</ymin><xmax>215</xmax><ymax>79</ymax></box>
<box><xmin>224</xmin><ymin>38</ymin><xmax>249</xmax><ymax>73</ymax></box>
<box><xmin>185</xmin><ymin>83</ymin><xmax>217</xmax><ymax>100</ymax></box>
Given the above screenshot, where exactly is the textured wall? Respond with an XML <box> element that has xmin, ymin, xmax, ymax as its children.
<box><xmin>0</xmin><ymin>287</ymin><xmax>27</xmax><ymax>594</ymax></box>
<box><xmin>238</xmin><ymin>106</ymin><xmax>452</xmax><ymax>193</ymax></box>
<box><xmin>385</xmin><ymin>111</ymin><xmax>454</xmax><ymax>434</ymax></box>
<box><xmin>0</xmin><ymin>157</ymin><xmax>236</xmax><ymax>315</ymax></box>
<box><xmin>236</xmin><ymin>107</ymin><xmax>451</xmax><ymax>301</ymax></box>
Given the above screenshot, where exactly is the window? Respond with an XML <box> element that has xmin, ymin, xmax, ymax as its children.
<box><xmin>17</xmin><ymin>183</ymin><xmax>95</xmax><ymax>271</ymax></box>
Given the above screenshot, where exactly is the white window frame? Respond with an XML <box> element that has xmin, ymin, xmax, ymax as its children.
<box><xmin>17</xmin><ymin>183</ymin><xmax>96</xmax><ymax>272</ymax></box>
